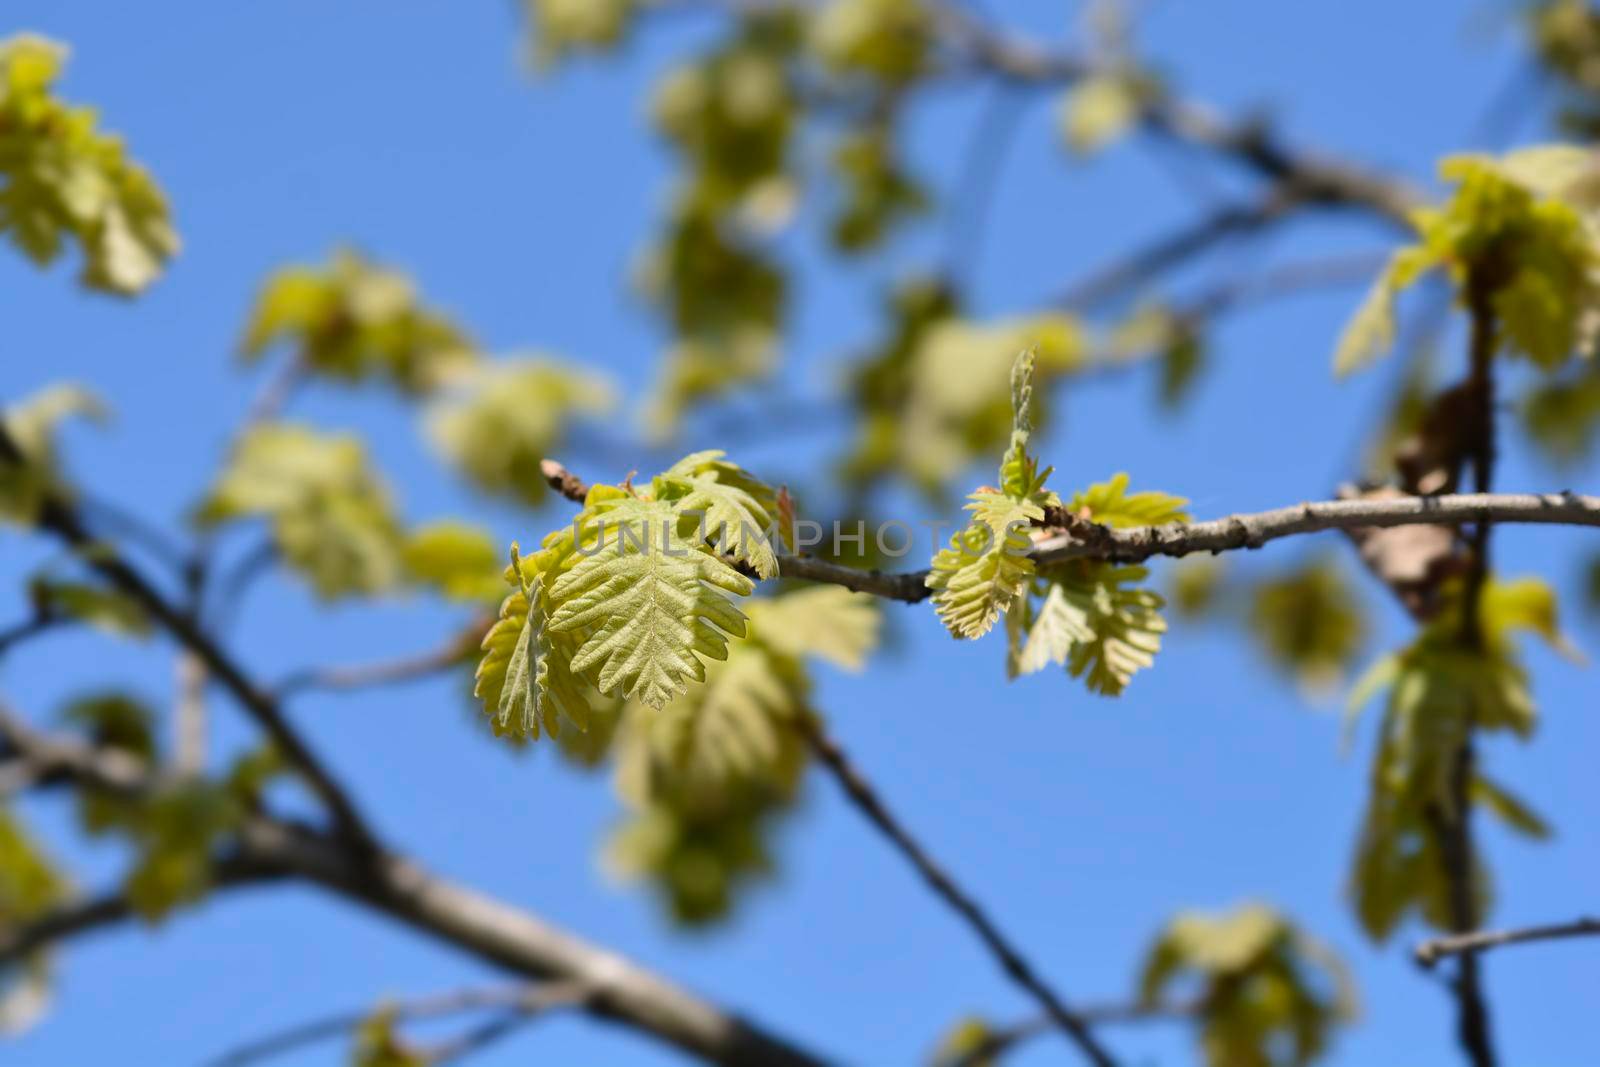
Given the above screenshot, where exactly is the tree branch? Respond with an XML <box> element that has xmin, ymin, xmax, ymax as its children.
<box><xmin>0</xmin><ymin>422</ymin><xmax>378</xmax><ymax>849</ymax></box>
<box><xmin>0</xmin><ymin>706</ymin><xmax>830</xmax><ymax>1067</ymax></box>
<box><xmin>796</xmin><ymin>717</ymin><xmax>1120</xmax><ymax>1067</ymax></box>
<box><xmin>203</xmin><ymin>980</ymin><xmax>592</xmax><ymax>1067</ymax></box>
<box><xmin>928</xmin><ymin>2</ymin><xmax>1419</xmax><ymax>226</ymax></box>
<box><xmin>274</xmin><ymin>617</ymin><xmax>489</xmax><ymax>699</ymax></box>
<box><xmin>938</xmin><ymin>1000</ymin><xmax>1196</xmax><ymax>1067</ymax></box>
<box><xmin>1415</xmin><ymin>917</ymin><xmax>1600</xmax><ymax>967</ymax></box>
<box><xmin>539</xmin><ymin>458</ymin><xmax>1600</xmax><ymax>605</ymax></box>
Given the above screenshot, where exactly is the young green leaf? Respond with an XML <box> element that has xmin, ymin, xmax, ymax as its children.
<box><xmin>549</xmin><ymin>499</ymin><xmax>755</xmax><ymax>708</ymax></box>
<box><xmin>1019</xmin><ymin>563</ymin><xmax>1166</xmax><ymax>696</ymax></box>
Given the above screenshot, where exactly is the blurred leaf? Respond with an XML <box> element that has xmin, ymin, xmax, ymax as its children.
<box><xmin>427</xmin><ymin>357</ymin><xmax>613</xmax><ymax>506</ymax></box>
<box><xmin>1138</xmin><ymin>904</ymin><xmax>1354</xmax><ymax>1067</ymax></box>
<box><xmin>0</xmin><ymin>35</ymin><xmax>179</xmax><ymax>293</ymax></box>
<box><xmin>402</xmin><ymin>522</ymin><xmax>505</xmax><ymax>603</ymax></box>
<box><xmin>1521</xmin><ymin>360</ymin><xmax>1600</xmax><ymax>465</ymax></box>
<box><xmin>524</xmin><ymin>0</ymin><xmax>634</xmax><ymax>65</ymax></box>
<box><xmin>351</xmin><ymin>1007</ymin><xmax>428</xmax><ymax>1067</ymax></box>
<box><xmin>196</xmin><ymin>423</ymin><xmax>404</xmax><ymax>599</ymax></box>
<box><xmin>746</xmin><ymin>587</ymin><xmax>880</xmax><ymax>671</ymax></box>
<box><xmin>1248</xmin><ymin>558</ymin><xmax>1368</xmax><ymax>692</ymax></box>
<box><xmin>930</xmin><ymin>1016</ymin><xmax>997</xmax><ymax>1067</ymax></box>
<box><xmin>0</xmin><ymin>384</ymin><xmax>106</xmax><ymax>524</ymax></box>
<box><xmin>1337</xmin><ymin>147</ymin><xmax>1600</xmax><ymax>375</ymax></box>
<box><xmin>1472</xmin><ymin>774</ymin><xmax>1552</xmax><ymax>840</ymax></box>
<box><xmin>0</xmin><ymin>810</ymin><xmax>66</xmax><ymax>1035</ymax></box>
<box><xmin>828</xmin><ymin>125</ymin><xmax>928</xmax><ymax>252</ymax></box>
<box><xmin>809</xmin><ymin>0</ymin><xmax>934</xmax><ymax>83</ymax></box>
<box><xmin>1344</xmin><ymin>576</ymin><xmax>1564</xmax><ymax>940</ymax></box>
<box><xmin>241</xmin><ymin>249</ymin><xmax>477</xmax><ymax>395</ymax></box>
<box><xmin>27</xmin><ymin>576</ymin><xmax>149</xmax><ymax>637</ymax></box>
<box><xmin>1059</xmin><ymin>74</ymin><xmax>1143</xmax><ymax>155</ymax></box>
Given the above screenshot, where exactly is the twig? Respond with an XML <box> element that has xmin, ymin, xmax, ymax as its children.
<box><xmin>0</xmin><ymin>856</ymin><xmax>290</xmax><ymax>967</ymax></box>
<box><xmin>203</xmin><ymin>981</ymin><xmax>592</xmax><ymax>1067</ymax></box>
<box><xmin>938</xmin><ymin>1000</ymin><xmax>1195</xmax><ymax>1067</ymax></box>
<box><xmin>1429</xmin><ymin>276</ymin><xmax>1502</xmax><ymax>1067</ymax></box>
<box><xmin>275</xmin><ymin>619</ymin><xmax>489</xmax><ymax>699</ymax></box>
<box><xmin>1056</xmin><ymin>196</ymin><xmax>1292</xmax><ymax>311</ymax></box>
<box><xmin>0</xmin><ymin>422</ymin><xmax>380</xmax><ymax>850</ymax></box>
<box><xmin>1415</xmin><ymin>917</ymin><xmax>1600</xmax><ymax>967</ymax></box>
<box><xmin>797</xmin><ymin>716</ymin><xmax>1119</xmax><ymax>1067</ymax></box>
<box><xmin>539</xmin><ymin>454</ymin><xmax>1600</xmax><ymax>603</ymax></box>
<box><xmin>0</xmin><ymin>705</ymin><xmax>831</xmax><ymax>1067</ymax></box>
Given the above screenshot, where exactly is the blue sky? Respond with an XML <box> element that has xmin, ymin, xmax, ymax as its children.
<box><xmin>4</xmin><ymin>2</ymin><xmax>1598</xmax><ymax>1066</ymax></box>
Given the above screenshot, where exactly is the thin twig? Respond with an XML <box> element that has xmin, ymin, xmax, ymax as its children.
<box><xmin>540</xmin><ymin>455</ymin><xmax>1600</xmax><ymax>604</ymax></box>
<box><xmin>1415</xmin><ymin>917</ymin><xmax>1600</xmax><ymax>967</ymax></box>
<box><xmin>797</xmin><ymin>716</ymin><xmax>1119</xmax><ymax>1067</ymax></box>
<box><xmin>0</xmin><ymin>704</ymin><xmax>830</xmax><ymax>1067</ymax></box>
<box><xmin>939</xmin><ymin>1000</ymin><xmax>1195</xmax><ymax>1067</ymax></box>
<box><xmin>275</xmin><ymin>618</ymin><xmax>489</xmax><ymax>699</ymax></box>
<box><xmin>203</xmin><ymin>981</ymin><xmax>592</xmax><ymax>1067</ymax></box>
<box><xmin>1056</xmin><ymin>196</ymin><xmax>1292</xmax><ymax>311</ymax></box>
<box><xmin>1430</xmin><ymin>275</ymin><xmax>1502</xmax><ymax>1067</ymax></box>
<box><xmin>0</xmin><ymin>423</ymin><xmax>380</xmax><ymax>851</ymax></box>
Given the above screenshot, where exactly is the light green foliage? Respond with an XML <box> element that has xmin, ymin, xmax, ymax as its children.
<box><xmin>810</xmin><ymin>0</ymin><xmax>934</xmax><ymax>84</ymax></box>
<box><xmin>427</xmin><ymin>357</ymin><xmax>614</xmax><ymax>506</ymax></box>
<box><xmin>1006</xmin><ymin>471</ymin><xmax>1181</xmax><ymax>694</ymax></box>
<box><xmin>1017</xmin><ymin>563</ymin><xmax>1166</xmax><ymax>696</ymax></box>
<box><xmin>1059</xmin><ymin>74</ymin><xmax>1144</xmax><ymax>155</ymax></box>
<box><xmin>401</xmin><ymin>522</ymin><xmax>505</xmax><ymax>603</ymax></box>
<box><xmin>524</xmin><ymin>0</ymin><xmax>634</xmax><ymax>65</ymax></box>
<box><xmin>837</xmin><ymin>277</ymin><xmax>961</xmax><ymax>494</ymax></box>
<box><xmin>550</xmin><ymin>497</ymin><xmax>756</xmax><ymax>708</ymax></box>
<box><xmin>0</xmin><ymin>384</ymin><xmax>106</xmax><ymax>524</ymax></box>
<box><xmin>27</xmin><ymin>576</ymin><xmax>149</xmax><ymax>637</ymax></box>
<box><xmin>241</xmin><ymin>249</ymin><xmax>477</xmax><ymax>395</ymax></box>
<box><xmin>927</xmin><ymin>351</ymin><xmax>1058</xmax><ymax>638</ymax></box>
<box><xmin>474</xmin><ymin>451</ymin><xmax>785</xmax><ymax>735</ymax></box>
<box><xmin>606</xmin><ymin>587</ymin><xmax>878</xmax><ymax>923</ymax></box>
<box><xmin>1345</xmin><ymin>576</ymin><xmax>1573</xmax><ymax>939</ymax></box>
<box><xmin>1067</xmin><ymin>471</ymin><xmax>1190</xmax><ymax>528</ymax></box>
<box><xmin>72</xmin><ymin>733</ymin><xmax>284</xmax><ymax>923</ymax></box>
<box><xmin>60</xmin><ymin>703</ymin><xmax>268</xmax><ymax>924</ymax></box>
<box><xmin>1530</xmin><ymin>0</ymin><xmax>1600</xmax><ymax>136</ymax></box>
<box><xmin>0</xmin><ymin>35</ymin><xmax>178</xmax><ymax>293</ymax></box>
<box><xmin>743</xmin><ymin>585</ymin><xmax>880</xmax><ymax>671</ymax></box>
<box><xmin>197</xmin><ymin>423</ymin><xmax>404</xmax><ymax>599</ymax></box>
<box><xmin>930</xmin><ymin>1017</ymin><xmax>998</xmax><ymax>1067</ymax></box>
<box><xmin>1521</xmin><ymin>358</ymin><xmax>1600</xmax><ymax>464</ymax></box>
<box><xmin>894</xmin><ymin>313</ymin><xmax>1086</xmax><ymax>495</ymax></box>
<box><xmin>1138</xmin><ymin>904</ymin><xmax>1354</xmax><ymax>1067</ymax></box>
<box><xmin>1336</xmin><ymin>146</ymin><xmax>1600</xmax><ymax>375</ymax></box>
<box><xmin>1248</xmin><ymin>558</ymin><xmax>1368</xmax><ymax>692</ymax></box>
<box><xmin>828</xmin><ymin>124</ymin><xmax>927</xmax><ymax>252</ymax></box>
<box><xmin>640</xmin><ymin>14</ymin><xmax>800</xmax><ymax>432</ymax></box>
<box><xmin>654</xmin><ymin>449</ymin><xmax>784</xmax><ymax>579</ymax></box>
<box><xmin>350</xmin><ymin>1007</ymin><xmax>428</xmax><ymax>1067</ymax></box>
<box><xmin>1169</xmin><ymin>556</ymin><xmax>1227</xmax><ymax>618</ymax></box>
<box><xmin>474</xmin><ymin>545</ymin><xmax>593</xmax><ymax>739</ymax></box>
<box><xmin>60</xmin><ymin>692</ymin><xmax>156</xmax><ymax>761</ymax></box>
<box><xmin>0</xmin><ymin>810</ymin><xmax>66</xmax><ymax>1034</ymax></box>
